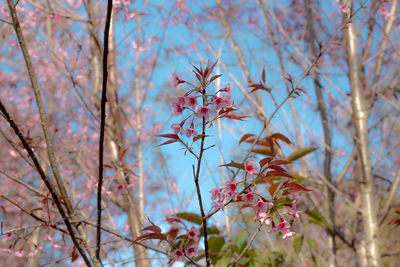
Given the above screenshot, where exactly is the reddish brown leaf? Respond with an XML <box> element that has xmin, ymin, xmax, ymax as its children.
<box><xmin>71</xmin><ymin>248</ymin><xmax>78</xmax><ymax>263</ymax></box>
<box><xmin>141</xmin><ymin>225</ymin><xmax>162</xmax><ymax>233</ymax></box>
<box><xmin>259</xmin><ymin>157</ymin><xmax>274</xmax><ymax>168</ymax></box>
<box><xmin>220</xmin><ymin>161</ymin><xmax>244</xmax><ymax>170</ymax></box>
<box><xmin>251</xmin><ymin>146</ymin><xmax>275</xmax><ymax>156</ymax></box>
<box><xmin>268</xmin><ymin>165</ymin><xmax>287</xmax><ymax>172</ymax></box>
<box><xmin>103</xmin><ymin>164</ymin><xmax>113</xmax><ymax>169</ymax></box>
<box><xmin>209</xmin><ymin>74</ymin><xmax>222</xmax><ymax>83</ymax></box>
<box><xmin>282</xmin><ymin>182</ymin><xmax>312</xmax><ymax>195</ymax></box>
<box><xmin>269</xmin><ymin>182</ymin><xmax>280</xmax><ymax>196</ymax></box>
<box><xmin>118</xmin><ymin>148</ymin><xmax>128</xmax><ymax>162</ymax></box>
<box><xmin>157</xmin><ymin>133</ymin><xmax>179</xmax><ymax>139</ymax></box>
<box><xmin>158</xmin><ymin>139</ymin><xmax>178</xmax><ymax>146</ymax></box>
<box><xmin>239</xmin><ymin>133</ymin><xmax>255</xmax><ymax>145</ymax></box>
<box><xmin>265</xmin><ymin>170</ymin><xmax>293</xmax><ymax>178</ymax></box>
<box><xmin>270</xmin><ymin>133</ymin><xmax>292</xmax><ymax>144</ymax></box>
<box><xmin>193</xmin><ymin>70</ymin><xmax>201</xmax><ymax>82</ymax></box>
<box><xmin>166</xmin><ymin>226</ymin><xmax>179</xmax><ymax>242</ymax></box>
<box><xmin>262</xmin><ymin>67</ymin><xmax>266</xmax><ymax>83</ymax></box>
<box><xmin>165</xmin><ymin>217</ymin><xmax>183</xmax><ymax>224</ymax></box>
<box><xmin>135</xmin><ymin>233</ymin><xmax>166</xmax><ymax>242</ymax></box>
<box><xmin>269</xmin><ymin>160</ymin><xmax>292</xmax><ymax>165</ymax></box>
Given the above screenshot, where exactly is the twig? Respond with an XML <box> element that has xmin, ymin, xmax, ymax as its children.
<box><xmin>229</xmin><ymin>220</ymin><xmax>264</xmax><ymax>266</ymax></box>
<box><xmin>96</xmin><ymin>0</ymin><xmax>113</xmax><ymax>261</ymax></box>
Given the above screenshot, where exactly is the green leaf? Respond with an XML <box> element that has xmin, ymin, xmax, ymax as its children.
<box><xmin>216</xmin><ymin>257</ymin><xmax>231</xmax><ymax>267</ymax></box>
<box><xmin>293</xmin><ymin>234</ymin><xmax>303</xmax><ymax>255</ymax></box>
<box><xmin>232</xmin><ymin>232</ymin><xmax>247</xmax><ymax>252</ymax></box>
<box><xmin>274</xmin><ymin>197</ymin><xmax>292</xmax><ymax>207</ymax></box>
<box><xmin>305</xmin><ymin>210</ymin><xmax>332</xmax><ymax>230</ymax></box>
<box><xmin>286</xmin><ymin>147</ymin><xmax>317</xmax><ymax>161</ymax></box>
<box><xmin>307</xmin><ymin>239</ymin><xmax>317</xmax><ymax>250</ymax></box>
<box><xmin>209</xmin><ymin>236</ymin><xmax>225</xmax><ymax>264</ymax></box>
<box><xmin>292</xmin><ymin>174</ymin><xmax>308</xmax><ymax>182</ymax></box>
<box><xmin>175</xmin><ymin>212</ymin><xmax>202</xmax><ymax>225</ymax></box>
<box><xmin>206</xmin><ymin>226</ymin><xmax>220</xmax><ymax>235</ymax></box>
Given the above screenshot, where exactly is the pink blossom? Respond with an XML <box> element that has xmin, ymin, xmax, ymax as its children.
<box><xmin>380</xmin><ymin>7</ymin><xmax>391</xmax><ymax>19</ymax></box>
<box><xmin>267</xmin><ymin>219</ymin><xmax>291</xmax><ymax>234</ymax></box>
<box><xmin>224</xmin><ymin>182</ymin><xmax>239</xmax><ymax>201</ymax></box>
<box><xmin>197</xmin><ymin>106</ymin><xmax>211</xmax><ymax>120</ymax></box>
<box><xmin>339</xmin><ymin>4</ymin><xmax>349</xmax><ymax>14</ymax></box>
<box><xmin>187</xmin><ymin>227</ymin><xmax>200</xmax><ymax>242</ymax></box>
<box><xmin>185</xmin><ymin>245</ymin><xmax>198</xmax><ymax>258</ymax></box>
<box><xmin>210</xmin><ymin>188</ymin><xmax>222</xmax><ymax>201</ymax></box>
<box><xmin>185</xmin><ymin>95</ymin><xmax>198</xmax><ymax>109</ymax></box>
<box><xmin>173</xmin><ymin>73</ymin><xmax>185</xmax><ymax>86</ymax></box>
<box><xmin>220</xmin><ymin>82</ymin><xmax>233</xmax><ymax>93</ymax></box>
<box><xmin>212</xmin><ymin>199</ymin><xmax>225</xmax><ymax>210</ymax></box>
<box><xmin>242</xmin><ymin>191</ymin><xmax>258</xmax><ymax>205</ymax></box>
<box><xmin>245</xmin><ymin>160</ymin><xmax>258</xmax><ymax>174</ymax></box>
<box><xmin>185</xmin><ymin>124</ymin><xmax>197</xmax><ymax>138</ymax></box>
<box><xmin>254</xmin><ymin>200</ymin><xmax>272</xmax><ymax>219</ymax></box>
<box><xmin>52</xmin><ymin>241</ymin><xmax>61</xmax><ymax>249</ymax></box>
<box><xmin>171</xmin><ymin>97</ymin><xmax>185</xmax><ymax>116</ymax></box>
<box><xmin>171</xmin><ymin>123</ymin><xmax>184</xmax><ymax>135</ymax></box>
<box><xmin>214</xmin><ymin>95</ymin><xmax>232</xmax><ymax>110</ymax></box>
<box><xmin>288</xmin><ymin>211</ymin><xmax>301</xmax><ymax>221</ymax></box>
<box><xmin>15</xmin><ymin>249</ymin><xmax>24</xmax><ymax>258</ymax></box>
<box><xmin>172</xmin><ymin>249</ymin><xmax>185</xmax><ymax>261</ymax></box>
<box><xmin>282</xmin><ymin>229</ymin><xmax>296</xmax><ymax>240</ymax></box>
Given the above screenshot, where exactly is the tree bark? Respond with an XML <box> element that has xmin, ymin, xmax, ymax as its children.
<box><xmin>343</xmin><ymin>1</ymin><xmax>381</xmax><ymax>266</ymax></box>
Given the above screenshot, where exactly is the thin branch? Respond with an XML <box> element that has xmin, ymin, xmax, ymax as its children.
<box><xmin>96</xmin><ymin>0</ymin><xmax>113</xmax><ymax>261</ymax></box>
<box><xmin>0</xmin><ymin>100</ymin><xmax>93</xmax><ymax>267</ymax></box>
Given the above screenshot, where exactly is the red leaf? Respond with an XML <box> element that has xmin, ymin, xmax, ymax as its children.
<box><xmin>282</xmin><ymin>182</ymin><xmax>312</xmax><ymax>195</ymax></box>
<box><xmin>118</xmin><ymin>148</ymin><xmax>128</xmax><ymax>162</ymax></box>
<box><xmin>209</xmin><ymin>74</ymin><xmax>222</xmax><ymax>83</ymax></box>
<box><xmin>262</xmin><ymin>67</ymin><xmax>266</xmax><ymax>83</ymax></box>
<box><xmin>141</xmin><ymin>225</ymin><xmax>162</xmax><ymax>233</ymax></box>
<box><xmin>268</xmin><ymin>165</ymin><xmax>287</xmax><ymax>172</ymax></box>
<box><xmin>270</xmin><ymin>133</ymin><xmax>292</xmax><ymax>144</ymax></box>
<box><xmin>166</xmin><ymin>226</ymin><xmax>179</xmax><ymax>242</ymax></box>
<box><xmin>157</xmin><ymin>134</ymin><xmax>179</xmax><ymax>139</ymax></box>
<box><xmin>220</xmin><ymin>161</ymin><xmax>244</xmax><ymax>170</ymax></box>
<box><xmin>71</xmin><ymin>248</ymin><xmax>78</xmax><ymax>263</ymax></box>
<box><xmin>165</xmin><ymin>217</ymin><xmax>183</xmax><ymax>224</ymax></box>
<box><xmin>265</xmin><ymin>170</ymin><xmax>293</xmax><ymax>178</ymax></box>
<box><xmin>259</xmin><ymin>157</ymin><xmax>274</xmax><ymax>168</ymax></box>
<box><xmin>103</xmin><ymin>164</ymin><xmax>114</xmax><ymax>169</ymax></box>
<box><xmin>269</xmin><ymin>182</ymin><xmax>280</xmax><ymax>196</ymax></box>
<box><xmin>158</xmin><ymin>139</ymin><xmax>178</xmax><ymax>146</ymax></box>
<box><xmin>193</xmin><ymin>70</ymin><xmax>201</xmax><ymax>82</ymax></box>
<box><xmin>135</xmin><ymin>233</ymin><xmax>166</xmax><ymax>242</ymax></box>
<box><xmin>269</xmin><ymin>160</ymin><xmax>291</xmax><ymax>165</ymax></box>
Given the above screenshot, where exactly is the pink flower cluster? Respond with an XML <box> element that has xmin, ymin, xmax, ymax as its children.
<box><xmin>171</xmin><ymin>226</ymin><xmax>200</xmax><ymax>261</ymax></box>
<box><xmin>209</xmin><ymin>178</ymin><xmax>301</xmax><ymax>240</ymax></box>
<box><xmin>170</xmin><ymin>73</ymin><xmax>234</xmax><ymax>139</ymax></box>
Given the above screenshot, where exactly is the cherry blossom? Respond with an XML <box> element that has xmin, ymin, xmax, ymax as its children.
<box><xmin>224</xmin><ymin>182</ymin><xmax>239</xmax><ymax>201</ymax></box>
<box><xmin>171</xmin><ymin>123</ymin><xmax>184</xmax><ymax>135</ymax></box>
<box><xmin>245</xmin><ymin>160</ymin><xmax>258</xmax><ymax>174</ymax></box>
<box><xmin>185</xmin><ymin>123</ymin><xmax>197</xmax><ymax>138</ymax></box>
<box><xmin>242</xmin><ymin>190</ymin><xmax>258</xmax><ymax>205</ymax></box>
<box><xmin>173</xmin><ymin>73</ymin><xmax>185</xmax><ymax>86</ymax></box>
<box><xmin>210</xmin><ymin>188</ymin><xmax>222</xmax><ymax>201</ymax></box>
<box><xmin>185</xmin><ymin>245</ymin><xmax>198</xmax><ymax>258</ymax></box>
<box><xmin>282</xmin><ymin>229</ymin><xmax>296</xmax><ymax>240</ymax></box>
<box><xmin>212</xmin><ymin>199</ymin><xmax>225</xmax><ymax>210</ymax></box>
<box><xmin>197</xmin><ymin>106</ymin><xmax>211</xmax><ymax>120</ymax></box>
<box><xmin>184</xmin><ymin>95</ymin><xmax>198</xmax><ymax>109</ymax></box>
<box><xmin>171</xmin><ymin>249</ymin><xmax>185</xmax><ymax>261</ymax></box>
<box><xmin>188</xmin><ymin>226</ymin><xmax>200</xmax><ymax>242</ymax></box>
<box><xmin>288</xmin><ymin>211</ymin><xmax>301</xmax><ymax>221</ymax></box>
